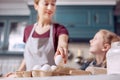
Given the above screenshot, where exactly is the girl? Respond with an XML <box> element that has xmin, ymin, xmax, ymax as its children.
<box><xmin>84</xmin><ymin>29</ymin><xmax>120</xmax><ymax>74</ymax></box>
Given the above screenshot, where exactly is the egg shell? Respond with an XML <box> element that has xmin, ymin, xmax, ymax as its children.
<box><xmin>32</xmin><ymin>65</ymin><xmax>41</xmax><ymax>70</ymax></box>
<box><xmin>40</xmin><ymin>64</ymin><xmax>51</xmax><ymax>71</ymax></box>
<box><xmin>55</xmin><ymin>55</ymin><xmax>63</xmax><ymax>65</ymax></box>
<box><xmin>51</xmin><ymin>65</ymin><xmax>57</xmax><ymax>71</ymax></box>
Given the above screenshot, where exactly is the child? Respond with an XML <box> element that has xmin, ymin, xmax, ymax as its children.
<box><xmin>82</xmin><ymin>29</ymin><xmax>120</xmax><ymax>74</ymax></box>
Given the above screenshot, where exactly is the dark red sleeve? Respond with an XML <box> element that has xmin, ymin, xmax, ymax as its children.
<box><xmin>57</xmin><ymin>25</ymin><xmax>69</xmax><ymax>36</ymax></box>
<box><xmin>53</xmin><ymin>23</ymin><xmax>69</xmax><ymax>51</ymax></box>
<box><xmin>23</xmin><ymin>25</ymin><xmax>34</xmax><ymax>43</ymax></box>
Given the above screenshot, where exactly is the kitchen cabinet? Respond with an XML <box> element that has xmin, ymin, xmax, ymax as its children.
<box><xmin>55</xmin><ymin>6</ymin><xmax>91</xmax><ymax>39</ymax></box>
<box><xmin>114</xmin><ymin>16</ymin><xmax>120</xmax><ymax>36</ymax></box>
<box><xmin>28</xmin><ymin>5</ymin><xmax>115</xmax><ymax>41</ymax></box>
<box><xmin>55</xmin><ymin>6</ymin><xmax>114</xmax><ymax>40</ymax></box>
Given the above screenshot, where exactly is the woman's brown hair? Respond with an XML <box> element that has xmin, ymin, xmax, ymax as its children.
<box><xmin>34</xmin><ymin>0</ymin><xmax>56</xmax><ymax>5</ymax></box>
<box><xmin>34</xmin><ymin>0</ymin><xmax>39</xmax><ymax>5</ymax></box>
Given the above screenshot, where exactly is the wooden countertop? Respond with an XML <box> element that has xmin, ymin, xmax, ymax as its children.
<box><xmin>1</xmin><ymin>74</ymin><xmax>120</xmax><ymax>80</ymax></box>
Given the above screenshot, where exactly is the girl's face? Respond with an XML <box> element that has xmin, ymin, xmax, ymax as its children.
<box><xmin>34</xmin><ymin>0</ymin><xmax>56</xmax><ymax>21</ymax></box>
<box><xmin>89</xmin><ymin>32</ymin><xmax>105</xmax><ymax>54</ymax></box>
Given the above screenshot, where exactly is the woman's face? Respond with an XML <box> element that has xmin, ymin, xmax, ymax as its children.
<box><xmin>89</xmin><ymin>32</ymin><xmax>105</xmax><ymax>54</ymax></box>
<box><xmin>34</xmin><ymin>0</ymin><xmax>56</xmax><ymax>21</ymax></box>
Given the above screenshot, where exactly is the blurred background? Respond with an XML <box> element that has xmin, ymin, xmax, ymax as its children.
<box><xmin>0</xmin><ymin>0</ymin><xmax>120</xmax><ymax>76</ymax></box>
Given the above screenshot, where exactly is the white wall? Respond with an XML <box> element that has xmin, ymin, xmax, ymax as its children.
<box><xmin>0</xmin><ymin>0</ymin><xmax>30</xmax><ymax>16</ymax></box>
<box><xmin>57</xmin><ymin>0</ymin><xmax>117</xmax><ymax>5</ymax></box>
<box><xmin>26</xmin><ymin>0</ymin><xmax>117</xmax><ymax>5</ymax></box>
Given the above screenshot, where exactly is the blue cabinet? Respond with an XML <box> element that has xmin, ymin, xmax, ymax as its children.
<box><xmin>28</xmin><ymin>5</ymin><xmax>115</xmax><ymax>40</ymax></box>
<box><xmin>55</xmin><ymin>6</ymin><xmax>114</xmax><ymax>40</ymax></box>
<box><xmin>114</xmin><ymin>16</ymin><xmax>120</xmax><ymax>36</ymax></box>
<box><xmin>55</xmin><ymin>6</ymin><xmax>91</xmax><ymax>39</ymax></box>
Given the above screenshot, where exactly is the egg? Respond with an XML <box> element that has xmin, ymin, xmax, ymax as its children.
<box><xmin>51</xmin><ymin>65</ymin><xmax>57</xmax><ymax>71</ymax></box>
<box><xmin>40</xmin><ymin>64</ymin><xmax>51</xmax><ymax>71</ymax></box>
<box><xmin>32</xmin><ymin>65</ymin><xmax>41</xmax><ymax>70</ymax></box>
<box><xmin>55</xmin><ymin>55</ymin><xmax>64</xmax><ymax>66</ymax></box>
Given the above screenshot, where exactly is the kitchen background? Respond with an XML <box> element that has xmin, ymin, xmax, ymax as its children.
<box><xmin>0</xmin><ymin>0</ymin><xmax>120</xmax><ymax>76</ymax></box>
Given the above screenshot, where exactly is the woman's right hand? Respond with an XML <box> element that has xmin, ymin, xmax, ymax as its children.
<box><xmin>4</xmin><ymin>72</ymin><xmax>16</xmax><ymax>77</ymax></box>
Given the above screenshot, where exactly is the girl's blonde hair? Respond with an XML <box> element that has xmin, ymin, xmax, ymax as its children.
<box><xmin>96</xmin><ymin>29</ymin><xmax>120</xmax><ymax>68</ymax></box>
<box><xmin>98</xmin><ymin>29</ymin><xmax>120</xmax><ymax>45</ymax></box>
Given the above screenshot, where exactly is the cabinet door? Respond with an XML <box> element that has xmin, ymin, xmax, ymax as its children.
<box><xmin>91</xmin><ymin>7</ymin><xmax>114</xmax><ymax>31</ymax></box>
<box><xmin>55</xmin><ymin>6</ymin><xmax>91</xmax><ymax>39</ymax></box>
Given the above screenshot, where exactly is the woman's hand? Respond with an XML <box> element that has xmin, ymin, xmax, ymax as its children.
<box><xmin>4</xmin><ymin>72</ymin><xmax>16</xmax><ymax>77</ymax></box>
<box><xmin>55</xmin><ymin>47</ymin><xmax>68</xmax><ymax>64</ymax></box>
<box><xmin>4</xmin><ymin>60</ymin><xmax>25</xmax><ymax>77</ymax></box>
<box><xmin>55</xmin><ymin>34</ymin><xmax>68</xmax><ymax>64</ymax></box>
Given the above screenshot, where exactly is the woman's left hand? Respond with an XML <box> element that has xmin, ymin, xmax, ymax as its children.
<box><xmin>55</xmin><ymin>47</ymin><xmax>68</xmax><ymax>64</ymax></box>
<box><xmin>55</xmin><ymin>34</ymin><xmax>68</xmax><ymax>64</ymax></box>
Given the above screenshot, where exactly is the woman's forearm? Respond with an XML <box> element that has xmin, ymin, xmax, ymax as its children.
<box><xmin>56</xmin><ymin>34</ymin><xmax>69</xmax><ymax>63</ymax></box>
<box><xmin>18</xmin><ymin>59</ymin><xmax>26</xmax><ymax>71</ymax></box>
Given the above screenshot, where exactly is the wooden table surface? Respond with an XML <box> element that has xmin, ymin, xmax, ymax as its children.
<box><xmin>0</xmin><ymin>74</ymin><xmax>120</xmax><ymax>80</ymax></box>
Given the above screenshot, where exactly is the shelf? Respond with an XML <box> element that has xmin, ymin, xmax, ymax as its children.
<box><xmin>0</xmin><ymin>51</ymin><xmax>23</xmax><ymax>56</ymax></box>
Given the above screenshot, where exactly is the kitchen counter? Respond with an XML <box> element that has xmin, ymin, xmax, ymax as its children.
<box><xmin>1</xmin><ymin>74</ymin><xmax>120</xmax><ymax>80</ymax></box>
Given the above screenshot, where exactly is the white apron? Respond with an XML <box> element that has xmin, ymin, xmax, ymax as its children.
<box><xmin>24</xmin><ymin>23</ymin><xmax>55</xmax><ymax>71</ymax></box>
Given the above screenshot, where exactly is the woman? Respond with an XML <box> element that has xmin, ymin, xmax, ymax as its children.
<box><xmin>20</xmin><ymin>0</ymin><xmax>68</xmax><ymax>71</ymax></box>
<box><xmin>6</xmin><ymin>0</ymin><xmax>68</xmax><ymax>77</ymax></box>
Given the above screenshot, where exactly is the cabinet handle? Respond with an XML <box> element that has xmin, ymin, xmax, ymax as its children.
<box><xmin>94</xmin><ymin>14</ymin><xmax>99</xmax><ymax>24</ymax></box>
<box><xmin>69</xmin><ymin>24</ymin><xmax>75</xmax><ymax>28</ymax></box>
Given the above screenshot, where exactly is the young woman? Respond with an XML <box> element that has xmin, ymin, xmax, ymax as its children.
<box><xmin>6</xmin><ymin>0</ymin><xmax>69</xmax><ymax>77</ymax></box>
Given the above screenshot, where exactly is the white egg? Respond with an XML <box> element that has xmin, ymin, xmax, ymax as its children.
<box><xmin>40</xmin><ymin>64</ymin><xmax>51</xmax><ymax>71</ymax></box>
<box><xmin>51</xmin><ymin>65</ymin><xmax>57</xmax><ymax>71</ymax></box>
<box><xmin>55</xmin><ymin>55</ymin><xmax>64</xmax><ymax>65</ymax></box>
<box><xmin>32</xmin><ymin>65</ymin><xmax>41</xmax><ymax>70</ymax></box>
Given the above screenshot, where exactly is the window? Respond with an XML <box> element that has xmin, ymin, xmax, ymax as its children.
<box><xmin>0</xmin><ymin>22</ymin><xmax>5</xmax><ymax>49</ymax></box>
<box><xmin>8</xmin><ymin>21</ymin><xmax>26</xmax><ymax>51</ymax></box>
